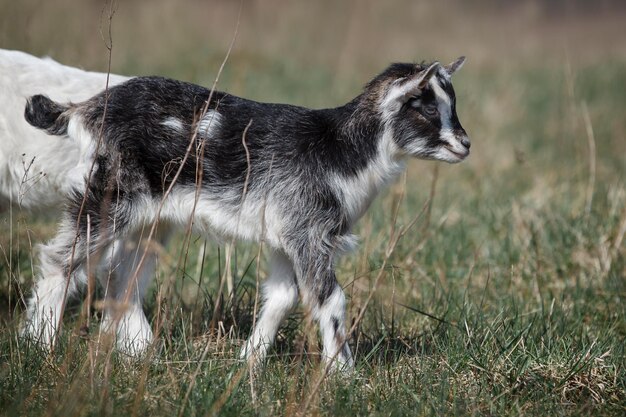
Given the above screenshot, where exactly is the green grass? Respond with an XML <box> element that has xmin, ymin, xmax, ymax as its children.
<box><xmin>1</xmin><ymin>5</ymin><xmax>626</xmax><ymax>415</ymax></box>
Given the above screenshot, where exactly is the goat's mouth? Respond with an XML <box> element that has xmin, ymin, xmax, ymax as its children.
<box><xmin>444</xmin><ymin>145</ymin><xmax>470</xmax><ymax>160</ymax></box>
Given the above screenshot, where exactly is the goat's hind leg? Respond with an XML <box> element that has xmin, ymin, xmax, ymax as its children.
<box><xmin>23</xmin><ymin>193</ymin><xmax>127</xmax><ymax>351</ymax></box>
<box><xmin>23</xmin><ymin>216</ymin><xmax>91</xmax><ymax>350</ymax></box>
<box><xmin>98</xmin><ymin>224</ymin><xmax>171</xmax><ymax>357</ymax></box>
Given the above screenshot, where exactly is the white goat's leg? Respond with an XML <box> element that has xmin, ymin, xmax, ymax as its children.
<box><xmin>241</xmin><ymin>250</ymin><xmax>299</xmax><ymax>363</ymax></box>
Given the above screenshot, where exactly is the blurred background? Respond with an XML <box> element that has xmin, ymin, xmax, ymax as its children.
<box><xmin>2</xmin><ymin>0</ymin><xmax>625</xmax><ymax>94</ymax></box>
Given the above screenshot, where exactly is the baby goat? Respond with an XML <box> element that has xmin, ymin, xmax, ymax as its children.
<box><xmin>23</xmin><ymin>57</ymin><xmax>469</xmax><ymax>370</ymax></box>
<box><xmin>1</xmin><ymin>49</ymin><xmax>170</xmax><ymax>355</ymax></box>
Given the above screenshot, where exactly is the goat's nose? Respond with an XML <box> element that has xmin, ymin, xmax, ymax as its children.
<box><xmin>461</xmin><ymin>137</ymin><xmax>471</xmax><ymax>149</ymax></box>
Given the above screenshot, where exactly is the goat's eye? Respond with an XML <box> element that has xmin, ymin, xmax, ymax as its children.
<box><xmin>423</xmin><ymin>106</ymin><xmax>439</xmax><ymax>117</ymax></box>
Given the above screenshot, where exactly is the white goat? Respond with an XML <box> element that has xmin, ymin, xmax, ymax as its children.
<box><xmin>0</xmin><ymin>49</ymin><xmax>129</xmax><ymax>208</ymax></box>
<box><xmin>1</xmin><ymin>49</ymin><xmax>166</xmax><ymax>355</ymax></box>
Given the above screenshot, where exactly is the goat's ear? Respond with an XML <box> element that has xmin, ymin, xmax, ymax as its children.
<box><xmin>444</xmin><ymin>56</ymin><xmax>466</xmax><ymax>77</ymax></box>
<box><xmin>383</xmin><ymin>62</ymin><xmax>440</xmax><ymax>109</ymax></box>
<box><xmin>395</xmin><ymin>62</ymin><xmax>440</xmax><ymax>97</ymax></box>
<box><xmin>416</xmin><ymin>62</ymin><xmax>441</xmax><ymax>90</ymax></box>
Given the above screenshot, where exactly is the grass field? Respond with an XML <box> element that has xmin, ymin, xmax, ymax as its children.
<box><xmin>1</xmin><ymin>1</ymin><xmax>625</xmax><ymax>416</ymax></box>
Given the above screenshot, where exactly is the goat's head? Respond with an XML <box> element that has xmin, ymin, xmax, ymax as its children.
<box><xmin>376</xmin><ymin>57</ymin><xmax>470</xmax><ymax>163</ymax></box>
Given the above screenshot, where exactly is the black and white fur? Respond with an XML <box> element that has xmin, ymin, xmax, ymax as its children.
<box><xmin>23</xmin><ymin>57</ymin><xmax>469</xmax><ymax>370</ymax></box>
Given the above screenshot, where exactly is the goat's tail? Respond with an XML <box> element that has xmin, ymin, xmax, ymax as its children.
<box><xmin>24</xmin><ymin>95</ymin><xmax>70</xmax><ymax>136</ymax></box>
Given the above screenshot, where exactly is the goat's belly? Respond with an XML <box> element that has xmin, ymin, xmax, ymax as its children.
<box><xmin>158</xmin><ymin>188</ymin><xmax>283</xmax><ymax>246</ymax></box>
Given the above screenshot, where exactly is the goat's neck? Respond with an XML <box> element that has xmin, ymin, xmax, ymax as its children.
<box><xmin>328</xmin><ymin>95</ymin><xmax>407</xmax><ymax>222</ymax></box>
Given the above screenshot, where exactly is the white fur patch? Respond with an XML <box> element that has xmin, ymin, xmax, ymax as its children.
<box><xmin>65</xmin><ymin>115</ymin><xmax>99</xmax><ymax>191</ymax></box>
<box><xmin>430</xmin><ymin>78</ymin><xmax>452</xmax><ymax>131</ymax></box>
<box><xmin>100</xmin><ymin>302</ymin><xmax>153</xmax><ymax>356</ymax></box>
<box><xmin>156</xmin><ymin>187</ymin><xmax>284</xmax><ymax>248</ymax></box>
<box><xmin>314</xmin><ymin>285</ymin><xmax>354</xmax><ymax>368</ymax></box>
<box><xmin>196</xmin><ymin>110</ymin><xmax>222</xmax><ymax>138</ymax></box>
<box><xmin>330</xmin><ymin>128</ymin><xmax>405</xmax><ymax>223</ymax></box>
<box><xmin>430</xmin><ymin>77</ymin><xmax>469</xmax><ymax>163</ymax></box>
<box><xmin>161</xmin><ymin>117</ymin><xmax>184</xmax><ymax>134</ymax></box>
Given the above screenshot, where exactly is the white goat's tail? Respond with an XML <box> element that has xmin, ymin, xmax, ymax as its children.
<box><xmin>24</xmin><ymin>95</ymin><xmax>71</xmax><ymax>136</ymax></box>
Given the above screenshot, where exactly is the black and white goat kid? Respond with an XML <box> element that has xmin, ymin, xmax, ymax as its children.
<box><xmin>23</xmin><ymin>57</ymin><xmax>469</xmax><ymax>370</ymax></box>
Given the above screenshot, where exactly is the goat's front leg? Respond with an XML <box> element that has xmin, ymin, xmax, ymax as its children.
<box><xmin>316</xmin><ymin>283</ymin><xmax>354</xmax><ymax>371</ymax></box>
<box><xmin>241</xmin><ymin>250</ymin><xmax>299</xmax><ymax>364</ymax></box>
<box><xmin>293</xmin><ymin>248</ymin><xmax>354</xmax><ymax>372</ymax></box>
